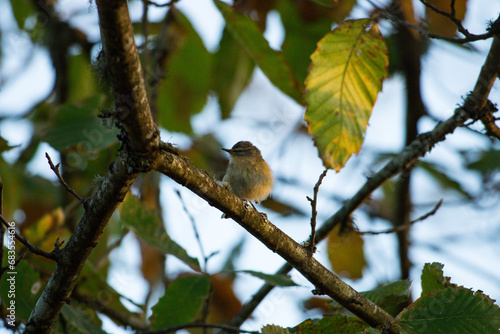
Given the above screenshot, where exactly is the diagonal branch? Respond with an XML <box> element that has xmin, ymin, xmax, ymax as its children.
<box><xmin>420</xmin><ymin>0</ymin><xmax>471</xmax><ymax>37</ymax></box>
<box><xmin>22</xmin><ymin>0</ymin><xmax>500</xmax><ymax>332</ymax></box>
<box><xmin>71</xmin><ymin>290</ymin><xmax>148</xmax><ymax>331</ymax></box>
<box><xmin>0</xmin><ymin>252</ymin><xmax>25</xmax><ymax>277</ymax></box>
<box><xmin>370</xmin><ymin>1</ymin><xmax>499</xmax><ymax>44</ymax></box>
<box><xmin>153</xmin><ymin>149</ymin><xmax>399</xmax><ymax>332</ymax></box>
<box><xmin>45</xmin><ymin>153</ymin><xmax>86</xmax><ymax>205</ymax></box>
<box><xmin>0</xmin><ymin>214</ymin><xmax>59</xmax><ymax>262</ymax></box>
<box><xmin>227</xmin><ymin>35</ymin><xmax>500</xmax><ymax>328</ymax></box>
<box><xmin>24</xmin><ymin>156</ymin><xmax>139</xmax><ymax>334</ymax></box>
<box><xmin>358</xmin><ymin>199</ymin><xmax>443</xmax><ymax>235</ymax></box>
<box><xmin>175</xmin><ymin>190</ymin><xmax>209</xmax><ymax>272</ymax></box>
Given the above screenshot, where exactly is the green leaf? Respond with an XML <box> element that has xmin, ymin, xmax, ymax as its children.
<box><xmin>0</xmin><ymin>158</ymin><xmax>61</xmax><ymax>220</ymax></box>
<box><xmin>157</xmin><ymin>8</ymin><xmax>211</xmax><ymax>134</ymax></box>
<box><xmin>149</xmin><ymin>275</ymin><xmax>211</xmax><ymax>329</ymax></box>
<box><xmin>304</xmin><ymin>19</ymin><xmax>388</xmax><ymax>171</ymax></box>
<box><xmin>67</xmin><ymin>52</ymin><xmax>98</xmax><ymax>103</ymax></box>
<box><xmin>462</xmin><ymin>149</ymin><xmax>500</xmax><ymax>176</ymax></box>
<box><xmin>238</xmin><ymin>270</ymin><xmax>298</xmax><ymax>287</ymax></box>
<box><xmin>421</xmin><ymin>262</ymin><xmax>451</xmax><ymax>296</ymax></box>
<box><xmin>60</xmin><ymin>305</ymin><xmax>108</xmax><ymax>334</ymax></box>
<box><xmin>262</xmin><ymin>324</ymin><xmax>291</xmax><ymax>334</ymax></box>
<box><xmin>330</xmin><ymin>280</ymin><xmax>411</xmax><ymax>312</ymax></box>
<box><xmin>294</xmin><ymin>314</ymin><xmax>370</xmax><ymax>333</ymax></box>
<box><xmin>120</xmin><ymin>194</ymin><xmax>200</xmax><ymax>271</ymax></box>
<box><xmin>0</xmin><ymin>254</ymin><xmax>43</xmax><ymax>323</ymax></box>
<box><xmin>418</xmin><ymin>161</ymin><xmax>472</xmax><ymax>199</ymax></box>
<box><xmin>363</xmin><ymin>280</ymin><xmax>411</xmax><ymax>307</ymax></box>
<box><xmin>397</xmin><ymin>287</ymin><xmax>500</xmax><ymax>333</ymax></box>
<box><xmin>0</xmin><ymin>135</ymin><xmax>17</xmax><ymax>153</ymax></box>
<box><xmin>214</xmin><ymin>0</ymin><xmax>303</xmax><ymax>104</ymax></box>
<box><xmin>212</xmin><ymin>26</ymin><xmax>255</xmax><ymax>118</ymax></box>
<box><xmin>278</xmin><ymin>0</ymin><xmax>333</xmax><ymax>84</ymax></box>
<box><xmin>44</xmin><ymin>95</ymin><xmax>116</xmax><ymax>152</ymax></box>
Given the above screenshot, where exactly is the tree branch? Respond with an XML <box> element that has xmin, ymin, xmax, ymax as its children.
<box><xmin>0</xmin><ymin>251</ymin><xmax>25</xmax><ymax>278</ymax></box>
<box><xmin>371</xmin><ymin>2</ymin><xmax>498</xmax><ymax>44</ymax></box>
<box><xmin>24</xmin><ymin>0</ymin><xmax>160</xmax><ymax>332</ymax></box>
<box><xmin>24</xmin><ymin>155</ymin><xmax>138</xmax><ymax>334</ymax></box>
<box><xmin>420</xmin><ymin>0</ymin><xmax>471</xmax><ymax>37</ymax></box>
<box><xmin>359</xmin><ymin>200</ymin><xmax>443</xmax><ymax>235</ymax></box>
<box><xmin>71</xmin><ymin>290</ymin><xmax>148</xmax><ymax>331</ymax></box>
<box><xmin>96</xmin><ymin>0</ymin><xmax>160</xmax><ymax>154</ymax></box>
<box><xmin>0</xmin><ymin>214</ymin><xmax>59</xmax><ymax>261</ymax></box>
<box><xmin>153</xmin><ymin>149</ymin><xmax>398</xmax><ymax>332</ymax></box>
<box><xmin>22</xmin><ymin>0</ymin><xmax>500</xmax><ymax>331</ymax></box>
<box><xmin>480</xmin><ymin>102</ymin><xmax>500</xmax><ymax>139</ymax></box>
<box><xmin>45</xmin><ymin>153</ymin><xmax>86</xmax><ymax>205</ymax></box>
<box><xmin>175</xmin><ymin>190</ymin><xmax>208</xmax><ymax>272</ymax></box>
<box><xmin>227</xmin><ymin>35</ymin><xmax>500</xmax><ymax>328</ymax></box>
<box><xmin>306</xmin><ymin>169</ymin><xmax>328</xmax><ymax>255</ymax></box>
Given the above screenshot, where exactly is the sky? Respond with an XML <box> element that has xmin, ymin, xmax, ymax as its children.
<box><xmin>1</xmin><ymin>0</ymin><xmax>500</xmax><ymax>332</ymax></box>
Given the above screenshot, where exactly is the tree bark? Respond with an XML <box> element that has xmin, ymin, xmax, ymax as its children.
<box><xmin>22</xmin><ymin>0</ymin><xmax>500</xmax><ymax>330</ymax></box>
<box><xmin>24</xmin><ymin>0</ymin><xmax>158</xmax><ymax>332</ymax></box>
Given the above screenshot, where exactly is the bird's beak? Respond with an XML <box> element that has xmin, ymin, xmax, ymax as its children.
<box><xmin>221</xmin><ymin>148</ymin><xmax>230</xmax><ymax>153</ymax></box>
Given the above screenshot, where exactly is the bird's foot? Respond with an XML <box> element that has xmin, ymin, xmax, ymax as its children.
<box><xmin>243</xmin><ymin>201</ymin><xmax>253</xmax><ymax>212</ymax></box>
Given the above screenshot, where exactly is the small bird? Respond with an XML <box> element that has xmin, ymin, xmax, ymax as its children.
<box><xmin>221</xmin><ymin>141</ymin><xmax>274</xmax><ymax>209</ymax></box>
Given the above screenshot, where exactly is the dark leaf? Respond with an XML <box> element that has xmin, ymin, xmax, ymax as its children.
<box><xmin>149</xmin><ymin>275</ymin><xmax>211</xmax><ymax>329</ymax></box>
<box><xmin>120</xmin><ymin>194</ymin><xmax>200</xmax><ymax>271</ymax></box>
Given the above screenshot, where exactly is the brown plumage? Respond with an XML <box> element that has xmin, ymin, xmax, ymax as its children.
<box><xmin>221</xmin><ymin>141</ymin><xmax>273</xmax><ymax>204</ymax></box>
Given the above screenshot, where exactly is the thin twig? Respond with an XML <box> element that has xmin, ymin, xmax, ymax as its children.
<box><xmin>175</xmin><ymin>190</ymin><xmax>208</xmax><ymax>272</ymax></box>
<box><xmin>0</xmin><ymin>252</ymin><xmax>26</xmax><ymax>277</ymax></box>
<box><xmin>94</xmin><ymin>229</ymin><xmax>130</xmax><ymax>269</ymax></box>
<box><xmin>369</xmin><ymin>0</ymin><xmax>495</xmax><ymax>44</ymax></box>
<box><xmin>227</xmin><ymin>34</ymin><xmax>500</xmax><ymax>330</ymax></box>
<box><xmin>359</xmin><ymin>200</ymin><xmax>443</xmax><ymax>235</ymax></box>
<box><xmin>0</xmin><ymin>214</ymin><xmax>59</xmax><ymax>261</ymax></box>
<box><xmin>136</xmin><ymin>323</ymin><xmax>259</xmax><ymax>334</ymax></box>
<box><xmin>45</xmin><ymin>153</ymin><xmax>86</xmax><ymax>205</ymax></box>
<box><xmin>420</xmin><ymin>0</ymin><xmax>471</xmax><ymax>37</ymax></box>
<box><xmin>306</xmin><ymin>170</ymin><xmax>328</xmax><ymax>256</ymax></box>
<box><xmin>72</xmin><ymin>290</ymin><xmax>148</xmax><ymax>331</ymax></box>
<box><xmin>174</xmin><ymin>190</ymin><xmax>212</xmax><ymax>331</ymax></box>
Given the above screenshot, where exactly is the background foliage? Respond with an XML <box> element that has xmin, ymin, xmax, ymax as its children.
<box><xmin>0</xmin><ymin>0</ymin><xmax>500</xmax><ymax>333</ymax></box>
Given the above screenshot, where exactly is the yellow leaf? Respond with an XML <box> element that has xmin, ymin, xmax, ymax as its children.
<box><xmin>327</xmin><ymin>224</ymin><xmax>366</xmax><ymax>280</ymax></box>
<box><xmin>425</xmin><ymin>0</ymin><xmax>467</xmax><ymax>37</ymax></box>
<box><xmin>304</xmin><ymin>19</ymin><xmax>388</xmax><ymax>171</ymax></box>
<box><xmin>23</xmin><ymin>208</ymin><xmax>66</xmax><ymax>251</ymax></box>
